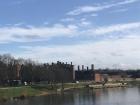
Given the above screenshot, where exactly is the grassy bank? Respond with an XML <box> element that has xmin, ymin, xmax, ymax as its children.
<box><xmin>0</xmin><ymin>81</ymin><xmax>139</xmax><ymax>102</ymax></box>
<box><xmin>126</xmin><ymin>80</ymin><xmax>140</xmax><ymax>86</ymax></box>
<box><xmin>0</xmin><ymin>83</ymin><xmax>86</xmax><ymax>102</ymax></box>
<box><xmin>0</xmin><ymin>86</ymin><xmax>43</xmax><ymax>101</ymax></box>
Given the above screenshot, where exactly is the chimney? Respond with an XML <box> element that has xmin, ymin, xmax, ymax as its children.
<box><xmin>71</xmin><ymin>62</ymin><xmax>72</xmax><ymax>65</ymax></box>
<box><xmin>87</xmin><ymin>66</ymin><xmax>89</xmax><ymax>71</ymax></box>
<box><xmin>91</xmin><ymin>64</ymin><xmax>94</xmax><ymax>70</ymax></box>
<box><xmin>16</xmin><ymin>64</ymin><xmax>21</xmax><ymax>80</ymax></box>
<box><xmin>82</xmin><ymin>65</ymin><xmax>84</xmax><ymax>70</ymax></box>
<box><xmin>78</xmin><ymin>65</ymin><xmax>80</xmax><ymax>71</ymax></box>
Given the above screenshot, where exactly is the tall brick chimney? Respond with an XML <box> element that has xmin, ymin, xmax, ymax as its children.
<box><xmin>91</xmin><ymin>64</ymin><xmax>94</xmax><ymax>70</ymax></box>
<box><xmin>87</xmin><ymin>66</ymin><xmax>89</xmax><ymax>71</ymax></box>
<box><xmin>78</xmin><ymin>65</ymin><xmax>80</xmax><ymax>71</ymax></box>
<box><xmin>16</xmin><ymin>64</ymin><xmax>21</xmax><ymax>80</ymax></box>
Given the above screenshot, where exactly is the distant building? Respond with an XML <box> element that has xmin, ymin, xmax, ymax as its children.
<box><xmin>52</xmin><ymin>61</ymin><xmax>74</xmax><ymax>82</ymax></box>
<box><xmin>94</xmin><ymin>70</ymin><xmax>126</xmax><ymax>82</ymax></box>
<box><xmin>75</xmin><ymin>64</ymin><xmax>95</xmax><ymax>81</ymax></box>
<box><xmin>94</xmin><ymin>73</ymin><xmax>102</xmax><ymax>82</ymax></box>
<box><xmin>108</xmin><ymin>75</ymin><xmax>122</xmax><ymax>82</ymax></box>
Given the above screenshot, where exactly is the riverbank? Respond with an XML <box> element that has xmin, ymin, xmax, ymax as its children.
<box><xmin>0</xmin><ymin>81</ymin><xmax>140</xmax><ymax>102</ymax></box>
<box><xmin>0</xmin><ymin>86</ymin><xmax>41</xmax><ymax>102</ymax></box>
<box><xmin>88</xmin><ymin>83</ymin><xmax>128</xmax><ymax>89</ymax></box>
<box><xmin>0</xmin><ymin>83</ymin><xmax>86</xmax><ymax>102</ymax></box>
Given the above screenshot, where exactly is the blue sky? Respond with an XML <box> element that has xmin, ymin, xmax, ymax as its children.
<box><xmin>0</xmin><ymin>0</ymin><xmax>140</xmax><ymax>69</ymax></box>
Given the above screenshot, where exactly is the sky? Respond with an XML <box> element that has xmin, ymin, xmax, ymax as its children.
<box><xmin>0</xmin><ymin>0</ymin><xmax>140</xmax><ymax>69</ymax></box>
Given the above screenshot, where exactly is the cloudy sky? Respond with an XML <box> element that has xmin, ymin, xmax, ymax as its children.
<box><xmin>0</xmin><ymin>0</ymin><xmax>140</xmax><ymax>69</ymax></box>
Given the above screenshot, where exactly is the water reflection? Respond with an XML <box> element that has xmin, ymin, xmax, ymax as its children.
<box><xmin>1</xmin><ymin>87</ymin><xmax>140</xmax><ymax>105</ymax></box>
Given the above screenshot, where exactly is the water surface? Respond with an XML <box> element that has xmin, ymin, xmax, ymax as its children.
<box><xmin>1</xmin><ymin>86</ymin><xmax>140</xmax><ymax>105</ymax></box>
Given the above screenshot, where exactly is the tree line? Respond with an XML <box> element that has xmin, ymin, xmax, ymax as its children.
<box><xmin>0</xmin><ymin>54</ymin><xmax>74</xmax><ymax>86</ymax></box>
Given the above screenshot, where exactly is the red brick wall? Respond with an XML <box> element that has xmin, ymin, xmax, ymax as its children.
<box><xmin>95</xmin><ymin>73</ymin><xmax>102</xmax><ymax>82</ymax></box>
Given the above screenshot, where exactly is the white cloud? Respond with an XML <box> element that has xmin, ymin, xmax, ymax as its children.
<box><xmin>11</xmin><ymin>0</ymin><xmax>26</xmax><ymax>5</ymax></box>
<box><xmin>0</xmin><ymin>24</ymin><xmax>78</xmax><ymax>43</ymax></box>
<box><xmin>14</xmin><ymin>23</ymin><xmax>24</xmax><ymax>27</ymax></box>
<box><xmin>87</xmin><ymin>22</ymin><xmax>140</xmax><ymax>35</ymax></box>
<box><xmin>43</xmin><ymin>22</ymin><xmax>49</xmax><ymax>25</ymax></box>
<box><xmin>67</xmin><ymin>0</ymin><xmax>138</xmax><ymax>15</ymax></box>
<box><xmin>80</xmin><ymin>21</ymin><xmax>91</xmax><ymax>26</ymax></box>
<box><xmin>110</xmin><ymin>8</ymin><xmax>128</xmax><ymax>13</ymax></box>
<box><xmin>78</xmin><ymin>18</ymin><xmax>91</xmax><ymax>27</ymax></box>
<box><xmin>17</xmin><ymin>35</ymin><xmax>140</xmax><ymax>69</ymax></box>
<box><xmin>0</xmin><ymin>21</ymin><xmax>140</xmax><ymax>43</ymax></box>
<box><xmin>61</xmin><ymin>18</ymin><xmax>75</xmax><ymax>22</ymax></box>
<box><xmin>91</xmin><ymin>14</ymin><xmax>98</xmax><ymax>17</ymax></box>
<box><xmin>1</xmin><ymin>21</ymin><xmax>140</xmax><ymax>69</ymax></box>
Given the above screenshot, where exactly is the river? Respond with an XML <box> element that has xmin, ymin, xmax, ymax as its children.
<box><xmin>1</xmin><ymin>86</ymin><xmax>140</xmax><ymax>105</ymax></box>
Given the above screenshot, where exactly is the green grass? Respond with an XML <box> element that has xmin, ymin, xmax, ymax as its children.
<box><xmin>31</xmin><ymin>83</ymin><xmax>86</xmax><ymax>90</ymax></box>
<box><xmin>126</xmin><ymin>80</ymin><xmax>140</xmax><ymax>85</ymax></box>
<box><xmin>0</xmin><ymin>83</ymin><xmax>86</xmax><ymax>102</ymax></box>
<box><xmin>0</xmin><ymin>86</ymin><xmax>42</xmax><ymax>101</ymax></box>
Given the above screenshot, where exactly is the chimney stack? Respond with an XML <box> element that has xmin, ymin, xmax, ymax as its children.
<box><xmin>91</xmin><ymin>64</ymin><xmax>94</xmax><ymax>70</ymax></box>
<box><xmin>82</xmin><ymin>65</ymin><xmax>84</xmax><ymax>70</ymax></box>
<box><xmin>78</xmin><ymin>65</ymin><xmax>80</xmax><ymax>71</ymax></box>
<box><xmin>87</xmin><ymin>66</ymin><xmax>89</xmax><ymax>71</ymax></box>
